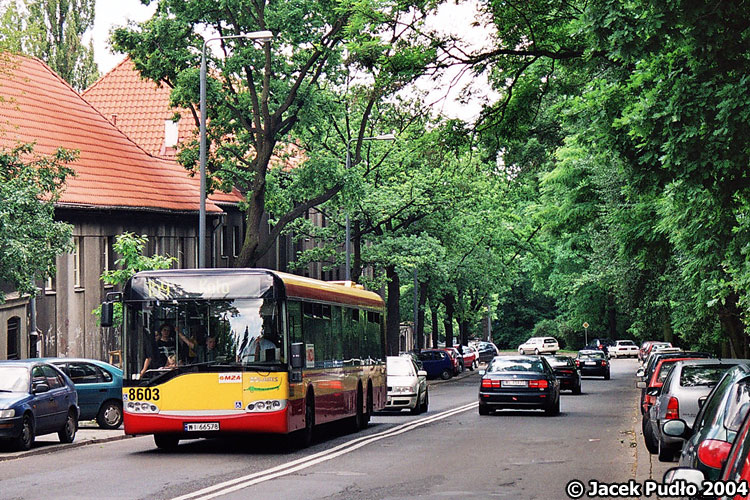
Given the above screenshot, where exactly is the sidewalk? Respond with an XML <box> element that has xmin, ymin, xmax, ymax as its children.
<box><xmin>0</xmin><ymin>420</ymin><xmax>131</xmax><ymax>462</ymax></box>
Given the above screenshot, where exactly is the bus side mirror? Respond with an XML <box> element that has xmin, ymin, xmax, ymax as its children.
<box><xmin>291</xmin><ymin>342</ymin><xmax>304</xmax><ymax>369</ymax></box>
<box><xmin>101</xmin><ymin>302</ymin><xmax>114</xmax><ymax>327</ymax></box>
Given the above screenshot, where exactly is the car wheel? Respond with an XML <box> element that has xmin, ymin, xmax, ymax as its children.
<box><xmin>13</xmin><ymin>414</ymin><xmax>34</xmax><ymax>451</ymax></box>
<box><xmin>643</xmin><ymin>417</ymin><xmax>659</xmax><ymax>454</ymax></box>
<box><xmin>604</xmin><ymin>371</ymin><xmax>610</xmax><ymax>380</ymax></box>
<box><xmin>440</xmin><ymin>369</ymin><xmax>452</xmax><ymax>380</ymax></box>
<box><xmin>96</xmin><ymin>400</ymin><xmax>123</xmax><ymax>429</ymax></box>
<box><xmin>478</xmin><ymin>403</ymin><xmax>490</xmax><ymax>416</ymax></box>
<box><xmin>518</xmin><ymin>348</ymin><xmax>524</xmax><ymax>355</ymax></box>
<box><xmin>420</xmin><ymin>390</ymin><xmax>429</xmax><ymax>413</ymax></box>
<box><xmin>545</xmin><ymin>394</ymin><xmax>560</xmax><ymax>416</ymax></box>
<box><xmin>58</xmin><ymin>409</ymin><xmax>77</xmax><ymax>444</ymax></box>
<box><xmin>154</xmin><ymin>434</ymin><xmax>179</xmax><ymax>450</ymax></box>
<box><xmin>534</xmin><ymin>348</ymin><xmax>540</xmax><ymax>355</ymax></box>
<box><xmin>658</xmin><ymin>438</ymin><xmax>676</xmax><ymax>462</ymax></box>
<box><xmin>573</xmin><ymin>381</ymin><xmax>582</xmax><ymax>395</ymax></box>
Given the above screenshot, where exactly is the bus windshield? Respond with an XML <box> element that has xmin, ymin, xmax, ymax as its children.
<box><xmin>123</xmin><ymin>297</ymin><xmax>284</xmax><ymax>382</ymax></box>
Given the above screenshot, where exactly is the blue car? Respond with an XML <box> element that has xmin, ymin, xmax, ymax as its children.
<box><xmin>0</xmin><ymin>360</ymin><xmax>79</xmax><ymax>451</ymax></box>
<box><xmin>38</xmin><ymin>358</ymin><xmax>123</xmax><ymax>429</ymax></box>
<box><xmin>417</xmin><ymin>349</ymin><xmax>454</xmax><ymax>380</ymax></box>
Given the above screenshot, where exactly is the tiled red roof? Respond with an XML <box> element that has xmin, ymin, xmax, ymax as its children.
<box><xmin>82</xmin><ymin>58</ymin><xmax>196</xmax><ymax>159</ymax></box>
<box><xmin>83</xmin><ymin>57</ymin><xmax>305</xmax><ymax>171</ymax></box>
<box><xmin>0</xmin><ymin>54</ymin><xmax>228</xmax><ymax>213</ymax></box>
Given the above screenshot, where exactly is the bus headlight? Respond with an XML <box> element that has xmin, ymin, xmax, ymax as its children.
<box><xmin>246</xmin><ymin>400</ymin><xmax>286</xmax><ymax>412</ymax></box>
<box><xmin>126</xmin><ymin>401</ymin><xmax>159</xmax><ymax>414</ymax></box>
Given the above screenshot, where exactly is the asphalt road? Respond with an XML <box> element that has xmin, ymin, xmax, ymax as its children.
<box><xmin>0</xmin><ymin>358</ymin><xmax>670</xmax><ymax>500</ymax></box>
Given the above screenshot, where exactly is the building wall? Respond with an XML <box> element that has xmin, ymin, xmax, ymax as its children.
<box><xmin>0</xmin><ymin>294</ymin><xmax>29</xmax><ymax>359</ymax></box>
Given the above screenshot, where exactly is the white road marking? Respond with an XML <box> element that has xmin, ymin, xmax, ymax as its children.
<box><xmin>171</xmin><ymin>402</ymin><xmax>478</xmax><ymax>500</ymax></box>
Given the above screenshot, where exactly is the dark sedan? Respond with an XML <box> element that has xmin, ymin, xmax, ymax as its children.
<box><xmin>576</xmin><ymin>350</ymin><xmax>610</xmax><ymax>379</ymax></box>
<box><xmin>478</xmin><ymin>356</ymin><xmax>561</xmax><ymax>416</ymax></box>
<box><xmin>0</xmin><ymin>360</ymin><xmax>79</xmax><ymax>451</ymax></box>
<box><xmin>544</xmin><ymin>355</ymin><xmax>582</xmax><ymax>394</ymax></box>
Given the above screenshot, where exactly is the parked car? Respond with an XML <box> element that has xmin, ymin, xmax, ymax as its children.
<box><xmin>609</xmin><ymin>340</ymin><xmax>639</xmax><ymax>358</ymax></box>
<box><xmin>518</xmin><ymin>337</ymin><xmax>559</xmax><ymax>355</ymax></box>
<box><xmin>662</xmin><ymin>364</ymin><xmax>750</xmax><ymax>482</ymax></box>
<box><xmin>471</xmin><ymin>341</ymin><xmax>500</xmax><ymax>363</ymax></box>
<box><xmin>589</xmin><ymin>338</ymin><xmax>616</xmax><ymax>357</ymax></box>
<box><xmin>439</xmin><ymin>347</ymin><xmax>464</xmax><ymax>375</ymax></box>
<box><xmin>478</xmin><ymin>355</ymin><xmax>560</xmax><ymax>416</ymax></box>
<box><xmin>40</xmin><ymin>358</ymin><xmax>123</xmax><ymax>429</ymax></box>
<box><xmin>544</xmin><ymin>355</ymin><xmax>582</xmax><ymax>394</ymax></box>
<box><xmin>0</xmin><ymin>360</ymin><xmax>79</xmax><ymax>451</ymax></box>
<box><xmin>417</xmin><ymin>350</ymin><xmax>454</xmax><ymax>380</ymax></box>
<box><xmin>639</xmin><ymin>341</ymin><xmax>672</xmax><ymax>363</ymax></box>
<box><xmin>641</xmin><ymin>342</ymin><xmax>675</xmax><ymax>363</ymax></box>
<box><xmin>458</xmin><ymin>345</ymin><xmax>479</xmax><ymax>371</ymax></box>
<box><xmin>575</xmin><ymin>350</ymin><xmax>610</xmax><ymax>379</ymax></box>
<box><xmin>385</xmin><ymin>356</ymin><xmax>428</xmax><ymax>414</ymax></box>
<box><xmin>664</xmin><ymin>404</ymin><xmax>750</xmax><ymax>498</ymax></box>
<box><xmin>650</xmin><ymin>359</ymin><xmax>746</xmax><ymax>462</ymax></box>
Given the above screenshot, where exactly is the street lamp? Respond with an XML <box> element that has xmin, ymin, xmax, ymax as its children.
<box><xmin>344</xmin><ymin>133</ymin><xmax>396</xmax><ymax>281</ymax></box>
<box><xmin>199</xmin><ymin>30</ymin><xmax>274</xmax><ymax>268</ymax></box>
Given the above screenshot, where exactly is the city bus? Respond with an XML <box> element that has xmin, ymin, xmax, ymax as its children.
<box><xmin>100</xmin><ymin>268</ymin><xmax>386</xmax><ymax>449</ymax></box>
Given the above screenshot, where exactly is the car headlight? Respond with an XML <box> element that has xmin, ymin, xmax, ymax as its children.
<box><xmin>0</xmin><ymin>409</ymin><xmax>15</xmax><ymax>418</ymax></box>
<box><xmin>392</xmin><ymin>386</ymin><xmax>414</xmax><ymax>394</ymax></box>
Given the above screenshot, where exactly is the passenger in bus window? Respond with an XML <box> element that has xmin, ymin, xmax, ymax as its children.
<box><xmin>197</xmin><ymin>335</ymin><xmax>218</xmax><ymax>362</ymax></box>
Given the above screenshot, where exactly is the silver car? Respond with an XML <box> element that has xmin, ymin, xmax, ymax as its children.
<box><xmin>650</xmin><ymin>359</ymin><xmax>747</xmax><ymax>462</ymax></box>
<box><xmin>385</xmin><ymin>356</ymin><xmax>429</xmax><ymax>414</ymax></box>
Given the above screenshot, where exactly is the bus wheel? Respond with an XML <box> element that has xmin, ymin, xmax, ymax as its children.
<box><xmin>351</xmin><ymin>386</ymin><xmax>364</xmax><ymax>432</ymax></box>
<box><xmin>299</xmin><ymin>392</ymin><xmax>315</xmax><ymax>448</ymax></box>
<box><xmin>154</xmin><ymin>434</ymin><xmax>179</xmax><ymax>450</ymax></box>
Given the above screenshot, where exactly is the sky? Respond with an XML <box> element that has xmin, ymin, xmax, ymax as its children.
<box><xmin>89</xmin><ymin>1</ymin><xmax>495</xmax><ymax>121</ymax></box>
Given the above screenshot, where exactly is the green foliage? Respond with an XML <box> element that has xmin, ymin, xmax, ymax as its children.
<box><xmin>0</xmin><ymin>0</ymin><xmax>99</xmax><ymax>90</ymax></box>
<box><xmin>0</xmin><ymin>143</ymin><xmax>74</xmax><ymax>301</ymax></box>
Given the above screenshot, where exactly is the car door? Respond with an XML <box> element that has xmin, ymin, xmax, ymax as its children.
<box><xmin>41</xmin><ymin>364</ymin><xmax>73</xmax><ymax>429</ymax></box>
<box><xmin>64</xmin><ymin>362</ymin><xmax>108</xmax><ymax>420</ymax></box>
<box><xmin>30</xmin><ymin>365</ymin><xmax>57</xmax><ymax>433</ymax></box>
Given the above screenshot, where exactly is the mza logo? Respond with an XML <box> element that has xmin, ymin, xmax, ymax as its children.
<box><xmin>219</xmin><ymin>373</ymin><xmax>242</xmax><ymax>384</ymax></box>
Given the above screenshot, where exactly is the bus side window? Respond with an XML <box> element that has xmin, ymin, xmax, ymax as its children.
<box><xmin>331</xmin><ymin>306</ymin><xmax>344</xmax><ymax>363</ymax></box>
<box><xmin>287</xmin><ymin>301</ymin><xmax>303</xmax><ymax>344</ymax></box>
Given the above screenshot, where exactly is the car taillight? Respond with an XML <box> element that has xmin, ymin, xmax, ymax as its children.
<box><xmin>529</xmin><ymin>380</ymin><xmax>548</xmax><ymax>388</ymax></box>
<box><xmin>645</xmin><ymin>393</ymin><xmax>656</xmax><ymax>408</ymax></box>
<box><xmin>665</xmin><ymin>397</ymin><xmax>679</xmax><ymax>420</ymax></box>
<box><xmin>559</xmin><ymin>369</ymin><xmax>573</xmax><ymax>374</ymax></box>
<box><xmin>481</xmin><ymin>379</ymin><xmax>501</xmax><ymax>388</ymax></box>
<box><xmin>601</xmin><ymin>361</ymin><xmax>607</xmax><ymax>366</ymax></box>
<box><xmin>575</xmin><ymin>360</ymin><xmax>580</xmax><ymax>367</ymax></box>
<box><xmin>697</xmin><ymin>439</ymin><xmax>732</xmax><ymax>469</ymax></box>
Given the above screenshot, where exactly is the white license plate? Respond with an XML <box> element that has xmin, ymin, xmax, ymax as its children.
<box><xmin>502</xmin><ymin>380</ymin><xmax>528</xmax><ymax>387</ymax></box>
<box><xmin>585</xmin><ymin>361</ymin><xmax>597</xmax><ymax>366</ymax></box>
<box><xmin>184</xmin><ymin>422</ymin><xmax>219</xmax><ymax>432</ymax></box>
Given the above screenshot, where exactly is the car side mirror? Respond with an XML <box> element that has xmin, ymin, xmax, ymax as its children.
<box><xmin>478</xmin><ymin>369</ymin><xmax>486</xmax><ymax>376</ymax></box>
<box><xmin>636</xmin><ymin>381</ymin><xmax>646</xmax><ymax>389</ymax></box>
<box><xmin>636</xmin><ymin>368</ymin><xmax>645</xmax><ymax>378</ymax></box>
<box><xmin>698</xmin><ymin>396</ymin><xmax>707</xmax><ymax>409</ymax></box>
<box><xmin>417</xmin><ymin>370</ymin><xmax>427</xmax><ymax>378</ymax></box>
<box><xmin>663</xmin><ymin>467</ymin><xmax>704</xmax><ymax>487</ymax></box>
<box><xmin>33</xmin><ymin>382</ymin><xmax>50</xmax><ymax>394</ymax></box>
<box><xmin>662</xmin><ymin>419</ymin><xmax>690</xmax><ymax>439</ymax></box>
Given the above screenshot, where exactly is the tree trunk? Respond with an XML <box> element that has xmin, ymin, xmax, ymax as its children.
<box><xmin>661</xmin><ymin>308</ymin><xmax>674</xmax><ymax>344</ymax></box>
<box><xmin>416</xmin><ymin>281</ymin><xmax>427</xmax><ymax>350</ymax></box>
<box><xmin>719</xmin><ymin>292</ymin><xmax>747</xmax><ymax>358</ymax></box>
<box><xmin>607</xmin><ymin>293</ymin><xmax>617</xmax><ymax>339</ymax></box>
<box><xmin>431</xmin><ymin>301</ymin><xmax>440</xmax><ymax>348</ymax></box>
<box><xmin>385</xmin><ymin>265</ymin><xmax>400</xmax><ymax>356</ymax></box>
<box><xmin>443</xmin><ymin>295</ymin><xmax>455</xmax><ymax>348</ymax></box>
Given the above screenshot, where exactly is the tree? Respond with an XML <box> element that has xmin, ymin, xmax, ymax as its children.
<box><xmin>0</xmin><ymin>0</ymin><xmax>99</xmax><ymax>90</ymax></box>
<box><xmin>111</xmin><ymin>0</ymin><xmax>444</xmax><ymax>268</ymax></box>
<box><xmin>0</xmin><ymin>143</ymin><xmax>74</xmax><ymax>301</ymax></box>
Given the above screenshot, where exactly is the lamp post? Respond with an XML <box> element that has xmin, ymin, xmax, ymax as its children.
<box><xmin>199</xmin><ymin>30</ymin><xmax>274</xmax><ymax>268</ymax></box>
<box><xmin>344</xmin><ymin>133</ymin><xmax>396</xmax><ymax>281</ymax></box>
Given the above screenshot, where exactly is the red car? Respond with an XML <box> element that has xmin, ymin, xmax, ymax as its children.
<box><xmin>457</xmin><ymin>345</ymin><xmax>479</xmax><ymax>371</ymax></box>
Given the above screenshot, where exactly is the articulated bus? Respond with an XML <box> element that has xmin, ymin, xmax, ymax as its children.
<box><xmin>100</xmin><ymin>268</ymin><xmax>386</xmax><ymax>449</ymax></box>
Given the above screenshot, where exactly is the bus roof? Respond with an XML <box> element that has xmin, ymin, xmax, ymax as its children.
<box><xmin>128</xmin><ymin>268</ymin><xmax>384</xmax><ymax>310</ymax></box>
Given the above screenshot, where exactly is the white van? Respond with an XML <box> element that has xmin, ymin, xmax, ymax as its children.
<box><xmin>518</xmin><ymin>337</ymin><xmax>559</xmax><ymax>355</ymax></box>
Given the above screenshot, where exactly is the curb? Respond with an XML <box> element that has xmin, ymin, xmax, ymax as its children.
<box><xmin>0</xmin><ymin>431</ymin><xmax>134</xmax><ymax>462</ymax></box>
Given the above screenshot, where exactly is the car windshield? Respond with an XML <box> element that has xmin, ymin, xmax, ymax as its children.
<box><xmin>488</xmin><ymin>359</ymin><xmax>544</xmax><ymax>373</ymax></box>
<box><xmin>387</xmin><ymin>359</ymin><xmax>415</xmax><ymax>377</ymax></box>
<box><xmin>618</xmin><ymin>341</ymin><xmax>636</xmax><ymax>346</ymax></box>
<box><xmin>545</xmin><ymin>356</ymin><xmax>571</xmax><ymax>367</ymax></box>
<box><xmin>579</xmin><ymin>352</ymin><xmax>605</xmax><ymax>360</ymax></box>
<box><xmin>0</xmin><ymin>366</ymin><xmax>29</xmax><ymax>392</ymax></box>
<box><xmin>681</xmin><ymin>366</ymin><xmax>730</xmax><ymax>387</ymax></box>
